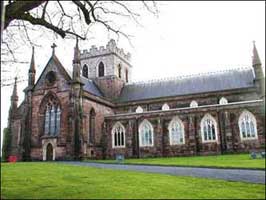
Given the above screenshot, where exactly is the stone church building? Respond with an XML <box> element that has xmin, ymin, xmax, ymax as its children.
<box><xmin>7</xmin><ymin>39</ymin><xmax>265</xmax><ymax>161</ymax></box>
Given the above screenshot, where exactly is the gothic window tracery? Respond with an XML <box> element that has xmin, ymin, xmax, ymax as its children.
<box><xmin>238</xmin><ymin>110</ymin><xmax>258</xmax><ymax>140</ymax></box>
<box><xmin>200</xmin><ymin>114</ymin><xmax>217</xmax><ymax>142</ymax></box>
<box><xmin>43</xmin><ymin>95</ymin><xmax>61</xmax><ymax>136</ymax></box>
<box><xmin>168</xmin><ymin>117</ymin><xmax>185</xmax><ymax>145</ymax></box>
<box><xmin>112</xmin><ymin>122</ymin><xmax>126</xmax><ymax>148</ymax></box>
<box><xmin>139</xmin><ymin>119</ymin><xmax>154</xmax><ymax>147</ymax></box>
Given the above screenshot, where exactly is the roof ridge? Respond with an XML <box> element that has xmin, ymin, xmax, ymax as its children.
<box><xmin>127</xmin><ymin>66</ymin><xmax>252</xmax><ymax>86</ymax></box>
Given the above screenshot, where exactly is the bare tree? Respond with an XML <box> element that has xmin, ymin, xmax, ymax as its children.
<box><xmin>1</xmin><ymin>1</ymin><xmax>158</xmax><ymax>86</ymax></box>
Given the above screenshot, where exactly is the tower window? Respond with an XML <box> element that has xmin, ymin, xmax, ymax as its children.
<box><xmin>118</xmin><ymin>64</ymin><xmax>122</xmax><ymax>78</ymax></box>
<box><xmin>98</xmin><ymin>62</ymin><xmax>105</xmax><ymax>77</ymax></box>
<box><xmin>125</xmin><ymin>69</ymin><xmax>129</xmax><ymax>83</ymax></box>
<box><xmin>82</xmin><ymin>64</ymin><xmax>88</xmax><ymax>78</ymax></box>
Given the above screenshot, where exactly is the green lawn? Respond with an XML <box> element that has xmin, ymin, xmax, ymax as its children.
<box><xmin>1</xmin><ymin>162</ymin><xmax>265</xmax><ymax>199</ymax></box>
<box><xmin>87</xmin><ymin>153</ymin><xmax>265</xmax><ymax>169</ymax></box>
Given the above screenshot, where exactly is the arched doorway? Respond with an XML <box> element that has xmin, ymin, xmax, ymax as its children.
<box><xmin>46</xmin><ymin>143</ymin><xmax>53</xmax><ymax>161</ymax></box>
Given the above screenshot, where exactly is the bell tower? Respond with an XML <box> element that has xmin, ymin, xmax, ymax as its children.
<box><xmin>80</xmin><ymin>39</ymin><xmax>132</xmax><ymax>99</ymax></box>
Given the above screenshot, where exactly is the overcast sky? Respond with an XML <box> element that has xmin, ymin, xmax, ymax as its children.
<box><xmin>1</xmin><ymin>1</ymin><xmax>265</xmax><ymax>150</ymax></box>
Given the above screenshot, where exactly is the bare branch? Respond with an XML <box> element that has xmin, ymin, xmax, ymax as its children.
<box><xmin>57</xmin><ymin>1</ymin><xmax>72</xmax><ymax>19</ymax></box>
<box><xmin>3</xmin><ymin>41</ymin><xmax>16</xmax><ymax>61</ymax></box>
<box><xmin>41</xmin><ymin>1</ymin><xmax>49</xmax><ymax>19</ymax></box>
<box><xmin>2</xmin><ymin>0</ymin><xmax>159</xmax><ymax>68</ymax></box>
<box><xmin>142</xmin><ymin>1</ymin><xmax>159</xmax><ymax>16</ymax></box>
<box><xmin>22</xmin><ymin>21</ymin><xmax>34</xmax><ymax>46</ymax></box>
<box><xmin>4</xmin><ymin>1</ymin><xmax>46</xmax><ymax>28</ymax></box>
<box><xmin>72</xmin><ymin>1</ymin><xmax>91</xmax><ymax>25</ymax></box>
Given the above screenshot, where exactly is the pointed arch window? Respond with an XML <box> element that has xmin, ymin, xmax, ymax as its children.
<box><xmin>136</xmin><ymin>106</ymin><xmax>143</xmax><ymax>113</ymax></box>
<box><xmin>98</xmin><ymin>62</ymin><xmax>105</xmax><ymax>77</ymax></box>
<box><xmin>118</xmin><ymin>64</ymin><xmax>122</xmax><ymax>78</ymax></box>
<box><xmin>139</xmin><ymin>119</ymin><xmax>154</xmax><ymax>147</ymax></box>
<box><xmin>125</xmin><ymin>69</ymin><xmax>129</xmax><ymax>83</ymax></box>
<box><xmin>219</xmin><ymin>97</ymin><xmax>228</xmax><ymax>105</ymax></box>
<box><xmin>89</xmin><ymin>108</ymin><xmax>96</xmax><ymax>144</ymax></box>
<box><xmin>162</xmin><ymin>103</ymin><xmax>170</xmax><ymax>111</ymax></box>
<box><xmin>238</xmin><ymin>110</ymin><xmax>258</xmax><ymax>140</ymax></box>
<box><xmin>190</xmin><ymin>100</ymin><xmax>198</xmax><ymax>108</ymax></box>
<box><xmin>112</xmin><ymin>122</ymin><xmax>126</xmax><ymax>148</ymax></box>
<box><xmin>43</xmin><ymin>96</ymin><xmax>61</xmax><ymax>136</ymax></box>
<box><xmin>82</xmin><ymin>64</ymin><xmax>88</xmax><ymax>78</ymax></box>
<box><xmin>168</xmin><ymin>117</ymin><xmax>185</xmax><ymax>145</ymax></box>
<box><xmin>200</xmin><ymin>114</ymin><xmax>218</xmax><ymax>143</ymax></box>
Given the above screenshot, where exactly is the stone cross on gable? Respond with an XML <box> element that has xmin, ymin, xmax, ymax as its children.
<box><xmin>51</xmin><ymin>43</ymin><xmax>57</xmax><ymax>55</ymax></box>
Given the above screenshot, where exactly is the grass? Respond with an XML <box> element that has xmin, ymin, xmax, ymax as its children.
<box><xmin>86</xmin><ymin>153</ymin><xmax>266</xmax><ymax>169</ymax></box>
<box><xmin>1</xmin><ymin>162</ymin><xmax>265</xmax><ymax>199</ymax></box>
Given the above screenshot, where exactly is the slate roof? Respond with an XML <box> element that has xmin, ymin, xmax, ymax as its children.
<box><xmin>117</xmin><ymin>67</ymin><xmax>255</xmax><ymax>102</ymax></box>
<box><xmin>80</xmin><ymin>76</ymin><xmax>103</xmax><ymax>97</ymax></box>
<box><xmin>65</xmin><ymin>68</ymin><xmax>103</xmax><ymax>97</ymax></box>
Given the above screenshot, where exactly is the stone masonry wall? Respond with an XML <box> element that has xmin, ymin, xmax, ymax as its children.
<box><xmin>94</xmin><ymin>76</ymin><xmax>125</xmax><ymax>100</ymax></box>
<box><xmin>115</xmin><ymin>89</ymin><xmax>260</xmax><ymax>114</ymax></box>
<box><xmin>82</xmin><ymin>97</ymin><xmax>114</xmax><ymax>158</ymax></box>
<box><xmin>105</xmin><ymin>102</ymin><xmax>265</xmax><ymax>159</ymax></box>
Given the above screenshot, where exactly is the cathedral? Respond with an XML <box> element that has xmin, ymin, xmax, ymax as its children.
<box><xmin>7</xmin><ymin>39</ymin><xmax>265</xmax><ymax>161</ymax></box>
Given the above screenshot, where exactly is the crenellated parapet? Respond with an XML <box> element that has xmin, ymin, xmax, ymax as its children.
<box><xmin>80</xmin><ymin>39</ymin><xmax>131</xmax><ymax>63</ymax></box>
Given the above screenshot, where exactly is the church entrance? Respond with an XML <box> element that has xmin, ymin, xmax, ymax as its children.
<box><xmin>46</xmin><ymin>143</ymin><xmax>53</xmax><ymax>161</ymax></box>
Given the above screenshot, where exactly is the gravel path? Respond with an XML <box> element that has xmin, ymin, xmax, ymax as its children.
<box><xmin>58</xmin><ymin>161</ymin><xmax>265</xmax><ymax>184</ymax></box>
